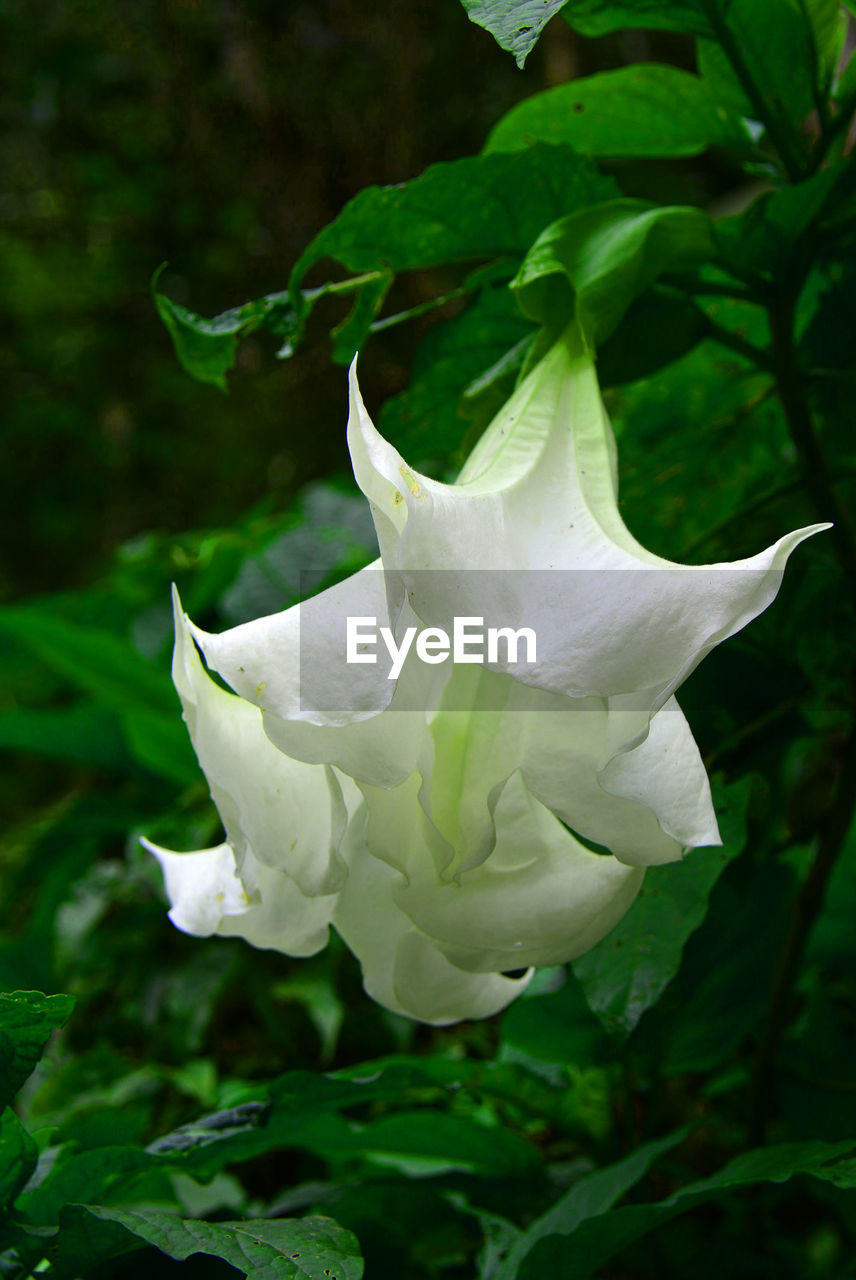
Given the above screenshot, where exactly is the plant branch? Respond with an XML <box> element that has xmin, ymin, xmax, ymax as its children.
<box><xmin>746</xmin><ymin>729</ymin><xmax>856</xmax><ymax>1146</ymax></box>
<box><xmin>768</xmin><ymin>297</ymin><xmax>856</xmax><ymax>593</ymax></box>
<box><xmin>704</xmin><ymin>315</ymin><xmax>773</xmax><ymax>370</ymax></box>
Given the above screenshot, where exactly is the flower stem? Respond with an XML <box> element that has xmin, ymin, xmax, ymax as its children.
<box><xmin>745</xmin><ymin>285</ymin><xmax>856</xmax><ymax>1146</ymax></box>
<box><xmin>698</xmin><ymin>0</ymin><xmax>805</xmax><ymax>182</ymax></box>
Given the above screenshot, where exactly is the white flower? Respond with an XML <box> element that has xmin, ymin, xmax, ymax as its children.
<box><xmin>146</xmin><ymin>321</ymin><xmax>826</xmax><ymax>1024</ymax></box>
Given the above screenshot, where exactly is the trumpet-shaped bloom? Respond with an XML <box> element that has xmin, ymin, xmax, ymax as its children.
<box><xmin>147</xmin><ymin>321</ymin><xmax>826</xmax><ymax>1024</ymax></box>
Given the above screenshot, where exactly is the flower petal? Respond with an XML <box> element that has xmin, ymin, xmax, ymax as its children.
<box><xmin>172</xmin><ymin>586</ymin><xmax>348</xmax><ymax>897</ymax></box>
<box><xmin>333</xmin><ymin>815</ymin><xmax>531</xmax><ymax>1023</ymax></box>
<box><xmin>143</xmin><ymin>840</ymin><xmax>250</xmax><ymax>936</ymax></box>
<box><xmin>391</xmin><ymin>770</ymin><xmax>645</xmax><ymax>972</ymax></box>
<box><xmin>144</xmin><ymin>839</ymin><xmax>335</xmax><ymax>956</ymax></box>
<box><xmin>345</xmin><ymin>325</ymin><xmax>828</xmax><ymax>717</ymax></box>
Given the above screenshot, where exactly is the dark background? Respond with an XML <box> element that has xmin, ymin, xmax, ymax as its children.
<box><xmin>1</xmin><ymin>0</ymin><xmax>713</xmax><ymax>601</ymax></box>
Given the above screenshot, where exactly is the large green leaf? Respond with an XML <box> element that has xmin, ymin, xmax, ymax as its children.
<box><xmin>572</xmin><ymin>778</ymin><xmax>751</xmax><ymax>1038</ymax></box>
<box><xmin>696</xmin><ymin>0</ymin><xmax>817</xmax><ymax>166</ymax></box>
<box><xmin>511</xmin><ymin>199</ymin><xmax>715</xmax><ymax>344</ymax></box>
<box><xmin>0</xmin><ymin>991</ymin><xmax>74</xmax><ymax>1110</ymax></box>
<box><xmin>486</xmin><ymin>64</ymin><xmax>750</xmax><ymax>158</ymax></box>
<box><xmin>0</xmin><ymin>1107</ymin><xmax>37</xmax><ymax>1208</ymax></box>
<box><xmin>290</xmin><ymin>146</ymin><xmax>614</xmax><ymax>288</ymax></box>
<box><xmin>559</xmin><ymin>0</ymin><xmax>712</xmax><ymax>37</ymax></box>
<box><xmin>516</xmin><ymin>1139</ymin><xmax>856</xmax><ymax>1277</ymax></box>
<box><xmin>288</xmin><ymin>146</ymin><xmax>616</xmax><ymax>358</ymax></box>
<box><xmin>61</xmin><ymin>1208</ymin><xmax>363</xmax><ymax>1280</ymax></box>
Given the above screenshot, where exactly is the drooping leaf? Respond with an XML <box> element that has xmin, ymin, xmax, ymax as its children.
<box><xmin>157</xmin><ymin>147</ymin><xmax>616</xmax><ymax>383</ymax></box>
<box><xmin>516</xmin><ymin>1138</ymin><xmax>856</xmax><ymax>1277</ymax></box>
<box><xmin>0</xmin><ymin>991</ymin><xmax>74</xmax><ymax>1110</ymax></box>
<box><xmin>460</xmin><ymin>0</ymin><xmax>715</xmax><ymax>57</ymax></box>
<box><xmin>460</xmin><ymin>0</ymin><xmax>571</xmax><ymax>67</ymax></box>
<box><xmin>0</xmin><ymin>1107</ymin><xmax>37</xmax><ymax>1208</ymax></box>
<box><xmin>573</xmin><ymin>777</ymin><xmax>752</xmax><ymax>1038</ymax></box>
<box><xmin>486</xmin><ymin>65</ymin><xmax>750</xmax><ymax>158</ymax></box>
<box><xmin>60</xmin><ymin>1208</ymin><xmax>364</xmax><ymax>1280</ymax></box>
<box><xmin>153</xmin><ymin>268</ymin><xmax>296</xmax><ymax>391</ymax></box>
<box><xmin>512</xmin><ymin>198</ymin><xmax>715</xmax><ymax>344</ymax></box>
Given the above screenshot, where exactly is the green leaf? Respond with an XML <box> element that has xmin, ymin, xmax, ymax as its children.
<box><xmin>0</xmin><ymin>609</ymin><xmax>175</xmax><ymax>716</ymax></box>
<box><xmin>158</xmin><ymin>147</ymin><xmax>615</xmax><ymax>383</ymax></box>
<box><xmin>17</xmin><ymin>1147</ymin><xmax>156</xmax><ymax>1227</ymax></box>
<box><xmin>22</xmin><ymin>1057</ymin><xmax>538</xmax><ymax>1227</ymax></box>
<box><xmin>0</xmin><ymin>1107</ymin><xmax>37</xmax><ymax>1208</ymax></box>
<box><xmin>153</xmin><ymin>266</ymin><xmax>296</xmax><ymax>391</ymax></box>
<box><xmin>715</xmin><ymin>164</ymin><xmax>843</xmax><ymax>280</ymax></box>
<box><xmin>158</xmin><ymin>147</ymin><xmax>614</xmax><ymax>381</ymax></box>
<box><xmin>493</xmin><ymin>1129</ymin><xmax>687</xmax><ymax>1280</ymax></box>
<box><xmin>461</xmin><ymin>0</ymin><xmax>716</xmax><ymax>57</ymax></box>
<box><xmin>597</xmin><ymin>287</ymin><xmax>709</xmax><ymax>386</ymax></box>
<box><xmin>292</xmin><ymin>146</ymin><xmax>614</xmax><ymax>283</ymax></box>
<box><xmin>512</xmin><ymin>199</ymin><xmax>715</xmax><ymax>345</ymax></box>
<box><xmin>516</xmin><ymin>1138</ymin><xmax>856</xmax><ymax>1278</ymax></box>
<box><xmin>0</xmin><ymin>991</ymin><xmax>74</xmax><ymax>1109</ymax></box>
<box><xmin>0</xmin><ymin>705</ymin><xmax>131</xmax><ymax>771</ymax></box>
<box><xmin>460</xmin><ymin>0</ymin><xmax>571</xmax><ymax>67</ymax></box>
<box><xmin>330</xmin><ymin>269</ymin><xmax>393</xmax><ymax>365</ymax></box>
<box><xmin>559</xmin><ymin>0</ymin><xmax>712</xmax><ymax>37</ymax></box>
<box><xmin>288</xmin><ymin>145</ymin><xmax>617</xmax><ymax>353</ymax></box>
<box><xmin>486</xmin><ymin>64</ymin><xmax>749</xmax><ymax>158</ymax></box>
<box><xmin>63</xmin><ymin>1208</ymin><xmax>364</xmax><ymax>1280</ymax></box>
<box><xmin>376</xmin><ymin>286</ymin><xmax>534</xmax><ymax>464</ymax></box>
<box><xmin>573</xmin><ymin>777</ymin><xmax>752</xmax><ymax>1038</ymax></box>
<box><xmin>696</xmin><ymin>0</ymin><xmax>817</xmax><ymax>154</ymax></box>
<box><xmin>119</xmin><ymin>707</ymin><xmax>200</xmax><ymax>785</ymax></box>
<box><xmin>500</xmin><ymin>969</ymin><xmax>609</xmax><ymax>1067</ymax></box>
<box><xmin>802</xmin><ymin>0</ymin><xmax>847</xmax><ymax>93</ymax></box>
<box><xmin>313</xmin><ymin>1110</ymin><xmax>538</xmax><ymax>1178</ymax></box>
<box><xmin>0</xmin><ymin>607</ymin><xmax>198</xmax><ymax>782</ymax></box>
